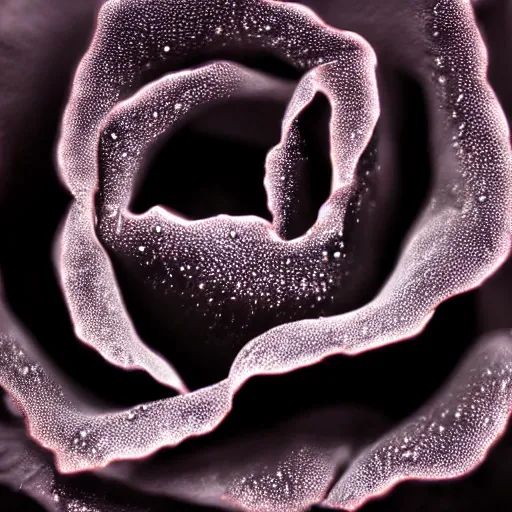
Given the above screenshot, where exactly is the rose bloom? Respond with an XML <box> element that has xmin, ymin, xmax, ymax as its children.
<box><xmin>1</xmin><ymin>0</ymin><xmax>512</xmax><ymax>511</ymax></box>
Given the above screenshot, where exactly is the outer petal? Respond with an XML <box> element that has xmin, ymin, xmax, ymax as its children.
<box><xmin>106</xmin><ymin>407</ymin><xmax>387</xmax><ymax>512</ymax></box>
<box><xmin>324</xmin><ymin>330</ymin><xmax>512</xmax><ymax>510</ymax></box>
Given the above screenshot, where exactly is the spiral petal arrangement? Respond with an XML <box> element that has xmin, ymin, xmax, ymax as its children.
<box><xmin>1</xmin><ymin>0</ymin><xmax>512</xmax><ymax>511</ymax></box>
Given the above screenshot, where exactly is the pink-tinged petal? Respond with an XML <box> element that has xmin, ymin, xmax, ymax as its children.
<box><xmin>94</xmin><ymin>47</ymin><xmax>379</xmax><ymax>380</ymax></box>
<box><xmin>58</xmin><ymin>0</ymin><xmax>382</xmax><ymax>386</ymax></box>
<box><xmin>58</xmin><ymin>0</ymin><xmax>377</xmax><ymax>193</ymax></box>
<box><xmin>475</xmin><ymin>0</ymin><xmax>512</xmax><ymax>124</ymax></box>
<box><xmin>0</xmin><ymin>397</ymin><xmax>198</xmax><ymax>512</ymax></box>
<box><xmin>0</xmin><ymin>290</ymin><xmax>232</xmax><ymax>473</ymax></box>
<box><xmin>55</xmin><ymin>200</ymin><xmax>188</xmax><ymax>394</ymax></box>
<box><xmin>57</xmin><ymin>2</ymin><xmax>384</xmax><ymax>384</ymax></box>
<box><xmin>475</xmin><ymin>0</ymin><xmax>512</xmax><ymax>333</ymax></box>
<box><xmin>186</xmin><ymin>79</ymin><xmax>295</xmax><ymax>148</ymax></box>
<box><xmin>0</xmin><ymin>273</ymin><xmax>378</xmax><ymax>479</ymax></box>
<box><xmin>323</xmin><ymin>330</ymin><xmax>512</xmax><ymax>510</ymax></box>
<box><xmin>107</xmin><ymin>407</ymin><xmax>387</xmax><ymax>512</ymax></box>
<box><xmin>62</xmin><ymin>0</ymin><xmax>512</xmax><ymax>388</ymax></box>
<box><xmin>227</xmin><ymin>0</ymin><xmax>512</xmax><ymax>385</ymax></box>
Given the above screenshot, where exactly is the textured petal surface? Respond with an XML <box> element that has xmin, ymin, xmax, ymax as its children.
<box><xmin>58</xmin><ymin>0</ymin><xmax>381</xmax><ymax>388</ymax></box>
<box><xmin>0</xmin><ymin>0</ymin><xmax>502</xmax><ymax>475</ymax></box>
<box><xmin>0</xmin><ymin>4</ymin><xmax>511</xmax><ymax>512</ymax></box>
<box><xmin>107</xmin><ymin>407</ymin><xmax>386</xmax><ymax>512</ymax></box>
<box><xmin>324</xmin><ymin>330</ymin><xmax>512</xmax><ymax>510</ymax></box>
<box><xmin>227</xmin><ymin>0</ymin><xmax>512</xmax><ymax>383</ymax></box>
<box><xmin>56</xmin><ymin>201</ymin><xmax>188</xmax><ymax>393</ymax></box>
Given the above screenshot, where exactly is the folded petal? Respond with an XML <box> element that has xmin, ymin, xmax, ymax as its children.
<box><xmin>324</xmin><ymin>330</ymin><xmax>512</xmax><ymax>510</ymax></box>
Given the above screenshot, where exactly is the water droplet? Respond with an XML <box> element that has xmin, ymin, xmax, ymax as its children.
<box><xmin>110</xmin><ymin>132</ymin><xmax>118</xmax><ymax>140</ymax></box>
<box><xmin>138</xmin><ymin>246</ymin><xmax>145</xmax><ymax>252</ymax></box>
<box><xmin>163</xmin><ymin>45</ymin><xmax>170</xmax><ymax>52</ymax></box>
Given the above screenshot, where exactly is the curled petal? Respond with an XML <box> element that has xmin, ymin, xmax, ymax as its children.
<box><xmin>227</xmin><ymin>0</ymin><xmax>512</xmax><ymax>387</ymax></box>
<box><xmin>0</xmin><ymin>396</ymin><xmax>198</xmax><ymax>512</ymax></box>
<box><xmin>323</xmin><ymin>330</ymin><xmax>512</xmax><ymax>510</ymax></box>
<box><xmin>59</xmin><ymin>0</ymin><xmax>381</xmax><ymax>386</ymax></box>
<box><xmin>0</xmin><ymin>294</ymin><xmax>230</xmax><ymax>473</ymax></box>
<box><xmin>55</xmin><ymin>203</ymin><xmax>188</xmax><ymax>393</ymax></box>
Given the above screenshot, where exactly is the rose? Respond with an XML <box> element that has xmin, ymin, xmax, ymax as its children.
<box><xmin>1</xmin><ymin>0</ymin><xmax>512</xmax><ymax>511</ymax></box>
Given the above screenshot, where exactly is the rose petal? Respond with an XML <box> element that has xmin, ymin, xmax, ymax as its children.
<box><xmin>323</xmin><ymin>330</ymin><xmax>512</xmax><ymax>510</ymax></box>
<box><xmin>107</xmin><ymin>407</ymin><xmax>387</xmax><ymax>512</ymax></box>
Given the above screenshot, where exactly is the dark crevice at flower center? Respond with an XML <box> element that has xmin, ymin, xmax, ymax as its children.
<box><xmin>374</xmin><ymin>70</ymin><xmax>433</xmax><ymax>285</ymax></box>
<box><xmin>126</xmin><ymin>49</ymin><xmax>301</xmax><ymax>104</ymax></box>
<box><xmin>130</xmin><ymin>96</ymin><xmax>284</xmax><ymax>222</ymax></box>
<box><xmin>127</xmin><ymin>53</ymin><xmax>305</xmax><ymax>224</ymax></box>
